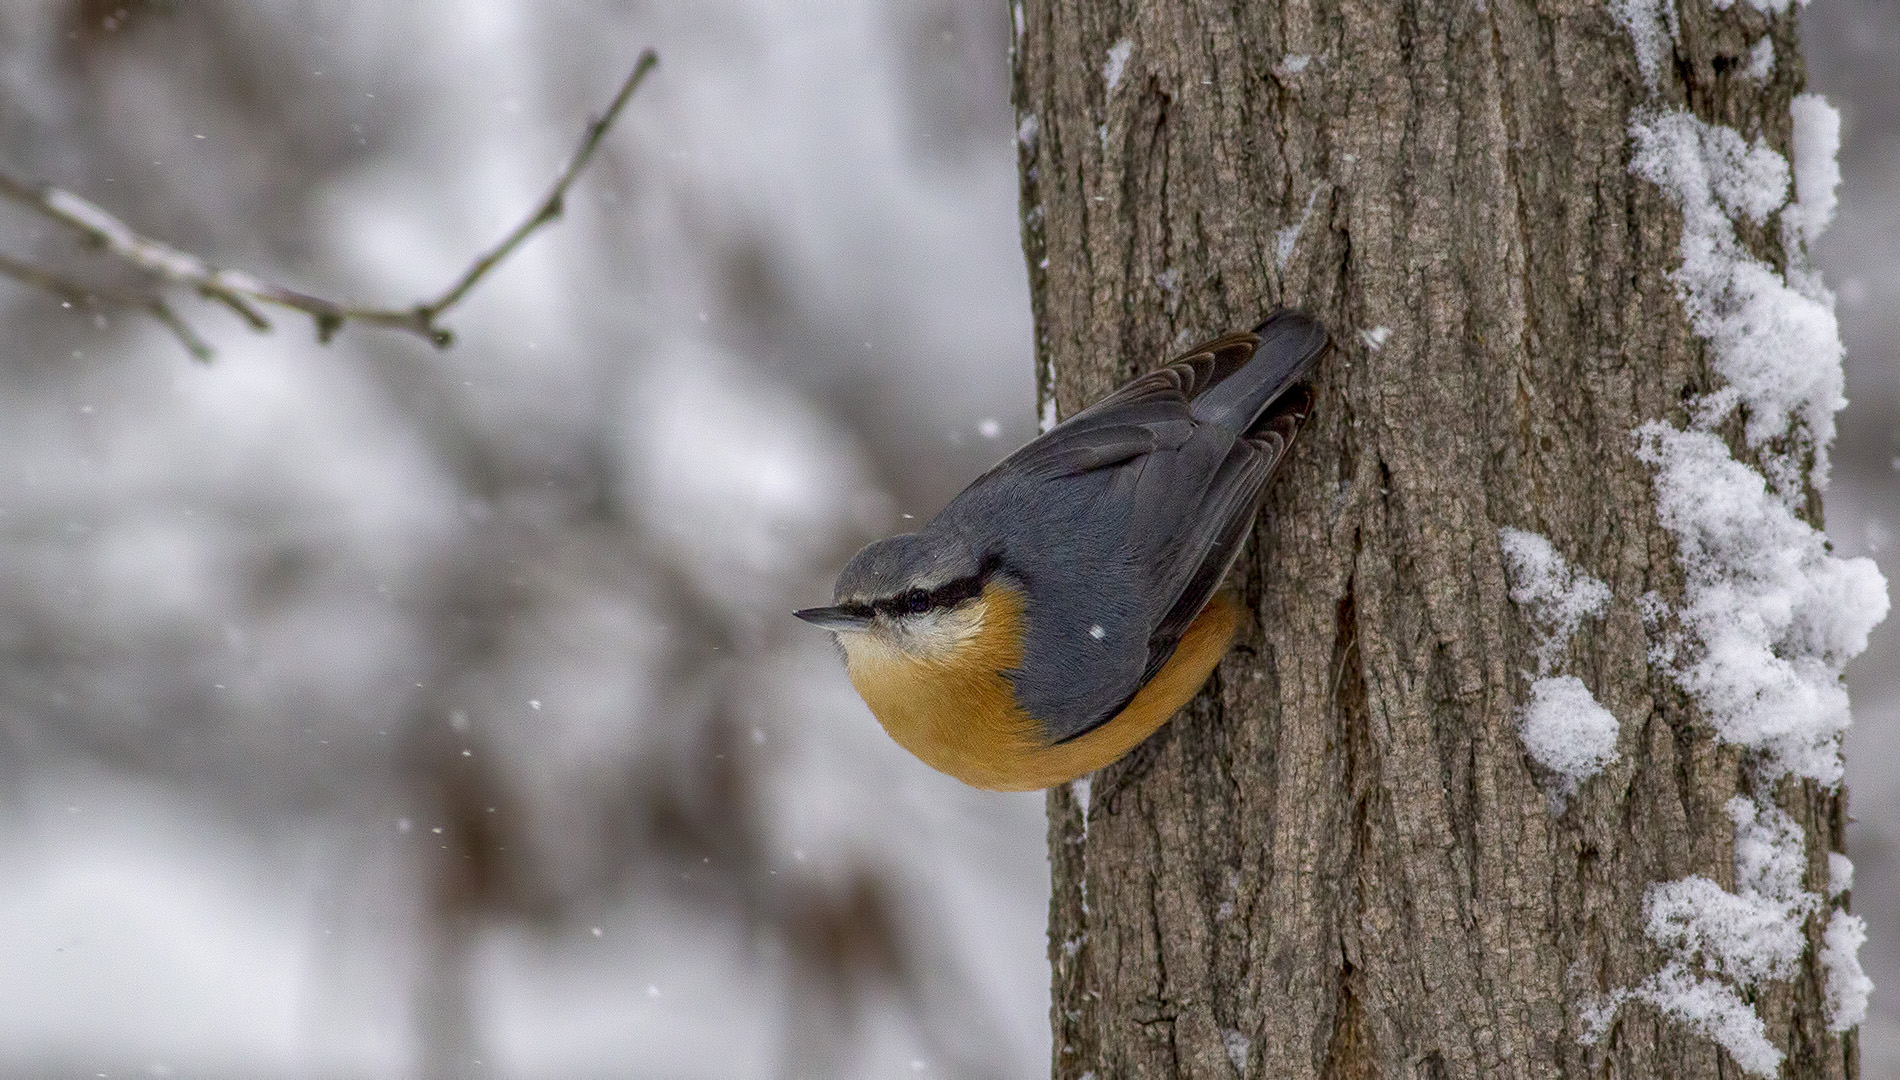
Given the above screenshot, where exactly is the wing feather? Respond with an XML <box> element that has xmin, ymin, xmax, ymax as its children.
<box><xmin>1049</xmin><ymin>385</ymin><xmax>1314</xmax><ymax>744</ymax></box>
<box><xmin>1138</xmin><ymin>393</ymin><xmax>1311</xmax><ymax>683</ymax></box>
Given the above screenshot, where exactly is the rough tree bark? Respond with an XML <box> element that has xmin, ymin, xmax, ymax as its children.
<box><xmin>1013</xmin><ymin>1</ymin><xmax>1860</xmax><ymax>1078</ymax></box>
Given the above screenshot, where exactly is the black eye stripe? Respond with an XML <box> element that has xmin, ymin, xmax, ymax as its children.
<box><xmin>930</xmin><ymin>578</ymin><xmax>977</xmax><ymax>607</ymax></box>
<box><xmin>868</xmin><ymin>553</ymin><xmax>1005</xmax><ymax>616</ymax></box>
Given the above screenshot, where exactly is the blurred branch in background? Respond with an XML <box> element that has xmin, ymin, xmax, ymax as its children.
<box><xmin>0</xmin><ymin>2</ymin><xmax>1042</xmax><ymax>1075</ymax></box>
<box><xmin>0</xmin><ymin>247</ymin><xmax>213</xmax><ymax>356</ymax></box>
<box><xmin>0</xmin><ymin>47</ymin><xmax>657</xmax><ymax>360</ymax></box>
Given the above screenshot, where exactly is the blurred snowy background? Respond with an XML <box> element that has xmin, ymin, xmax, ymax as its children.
<box><xmin>0</xmin><ymin>2</ymin><xmax>1889</xmax><ymax>1078</ymax></box>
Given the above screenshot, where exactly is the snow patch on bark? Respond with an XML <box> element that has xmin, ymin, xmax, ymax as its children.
<box><xmin>1645</xmin><ymin>877</ymin><xmax>1809</xmax><ymax>988</ymax></box>
<box><xmin>1636</xmin><ymin>424</ymin><xmax>1884</xmax><ymax>783</ymax></box>
<box><xmin>1585</xmin><ymin>93</ymin><xmax>1887</xmax><ymax>1069</ymax></box>
<box><xmin>1517</xmin><ymin>676</ymin><xmax>1620</xmax><ymax>799</ymax></box>
<box><xmin>1609</xmin><ymin>0</ymin><xmax>1678</xmax><ymax>92</ymax></box>
<box><xmin>1827</xmin><ymin>851</ymin><xmax>1854</xmax><ymax>898</ymax></box>
<box><xmin>1743</xmin><ymin>37</ymin><xmax>1775</xmax><ymax>82</ymax></box>
<box><xmin>1221</xmin><ymin>1029</ymin><xmax>1251</xmax><ymax>1071</ymax></box>
<box><xmin>1585</xmin><ymin>964</ymin><xmax>1783</xmax><ymax>1077</ymax></box>
<box><xmin>1585</xmin><ymin>800</ymin><xmax>1816</xmax><ymax>1077</ymax></box>
<box><xmin>1274</xmin><ymin>186</ymin><xmax>1322</xmax><ymax>271</ymax></box>
<box><xmin>1038</xmin><ymin>360</ymin><xmax>1059</xmax><ymax>434</ymax></box>
<box><xmin>1102</xmin><ymin>39</ymin><xmax>1132</xmax><ymax>94</ymax></box>
<box><xmin>1629</xmin><ymin>107</ymin><xmax>1843</xmax><ymax>483</ymax></box>
<box><xmin>1787</xmin><ymin>93</ymin><xmax>1842</xmax><ymax>250</ymax></box>
<box><xmin>1821</xmin><ymin>910</ymin><xmax>1872</xmax><ymax>1031</ymax></box>
<box><xmin>1714</xmin><ymin>0</ymin><xmax>1802</xmax><ymax>13</ymax></box>
<box><xmin>1729</xmin><ymin>797</ymin><xmax>1807</xmax><ymax>898</ymax></box>
<box><xmin>1499</xmin><ymin>529</ymin><xmax>1618</xmax><ymax>805</ymax></box>
<box><xmin>1070</xmin><ymin>776</ymin><xmax>1091</xmax><ymax>843</ymax></box>
<box><xmin>1499</xmin><ymin>528</ymin><xmax>1612</xmax><ymax>674</ymax></box>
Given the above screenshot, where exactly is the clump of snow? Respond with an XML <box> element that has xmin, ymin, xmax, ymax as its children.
<box><xmin>1827</xmin><ymin>852</ymin><xmax>1853</xmax><ymax>897</ymax></box>
<box><xmin>1609</xmin><ymin>0</ymin><xmax>1678</xmax><ymax>92</ymax></box>
<box><xmin>1636</xmin><ymin>424</ymin><xmax>1886</xmax><ymax>784</ymax></box>
<box><xmin>1518</xmin><ymin>676</ymin><xmax>1620</xmax><ymax>796</ymax></box>
<box><xmin>1632</xmin><ymin>801</ymin><xmax>1814</xmax><ymax>1008</ymax></box>
<box><xmin>1222</xmin><ymin>1029</ymin><xmax>1251</xmax><ymax>1071</ymax></box>
<box><xmin>1016</xmin><ymin>112</ymin><xmax>1039</xmax><ymax>150</ymax></box>
<box><xmin>1743</xmin><ymin>37</ymin><xmax>1775</xmax><ymax>82</ymax></box>
<box><xmin>1359</xmin><ymin>326</ymin><xmax>1390</xmax><ymax>350</ymax></box>
<box><xmin>1499</xmin><ymin>528</ymin><xmax>1613</xmax><ymax>674</ymax></box>
<box><xmin>1278</xmin><ymin>54</ymin><xmax>1310</xmax><ymax>75</ymax></box>
<box><xmin>1585</xmin><ymin>964</ymin><xmax>1784</xmax><ymax>1078</ymax></box>
<box><xmin>1820</xmin><ymin>910</ymin><xmax>1872</xmax><ymax>1031</ymax></box>
<box><xmin>1499</xmin><ymin>530</ymin><xmax>1618</xmax><ymax>804</ymax></box>
<box><xmin>1586</xmin><ymin>799</ymin><xmax>1818</xmax><ymax>1077</ymax></box>
<box><xmin>1274</xmin><ymin>187</ymin><xmax>1322</xmax><ymax>271</ymax></box>
<box><xmin>1629</xmin><ymin>108</ymin><xmax>1844</xmax><ymax>480</ymax></box>
<box><xmin>1623</xmin><ymin>100</ymin><xmax>1882</xmax><ymax>783</ymax></box>
<box><xmin>1102</xmin><ymin>39</ymin><xmax>1133</xmax><ymax>94</ymax></box>
<box><xmin>1729</xmin><ymin>797</ymin><xmax>1806</xmax><ymax>898</ymax></box>
<box><xmin>1787</xmin><ymin>94</ymin><xmax>1842</xmax><ymax>249</ymax></box>
<box><xmin>1645</xmin><ymin>876</ymin><xmax>1810</xmax><ymax>987</ymax></box>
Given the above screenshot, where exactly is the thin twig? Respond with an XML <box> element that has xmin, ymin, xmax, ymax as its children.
<box><xmin>424</xmin><ymin>48</ymin><xmax>658</xmax><ymax>318</ymax></box>
<box><xmin>0</xmin><ymin>47</ymin><xmax>657</xmax><ymax>360</ymax></box>
<box><xmin>0</xmin><ymin>250</ymin><xmax>212</xmax><ymax>360</ymax></box>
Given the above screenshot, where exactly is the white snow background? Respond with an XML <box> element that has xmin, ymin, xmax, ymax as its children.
<box><xmin>0</xmin><ymin>4</ymin><xmax>1041</xmax><ymax>1078</ymax></box>
<box><xmin>0</xmin><ymin>2</ymin><xmax>1893</xmax><ymax>1078</ymax></box>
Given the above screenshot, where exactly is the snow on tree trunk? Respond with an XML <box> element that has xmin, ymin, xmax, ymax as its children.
<box><xmin>1011</xmin><ymin>1</ymin><xmax>1884</xmax><ymax>1077</ymax></box>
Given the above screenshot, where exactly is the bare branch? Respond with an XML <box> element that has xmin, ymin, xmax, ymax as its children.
<box><xmin>0</xmin><ymin>250</ymin><xmax>212</xmax><ymax>360</ymax></box>
<box><xmin>0</xmin><ymin>47</ymin><xmax>658</xmax><ymax>359</ymax></box>
<box><xmin>424</xmin><ymin>48</ymin><xmax>659</xmax><ymax>317</ymax></box>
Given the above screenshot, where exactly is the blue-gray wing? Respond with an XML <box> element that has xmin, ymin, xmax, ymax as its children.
<box><xmin>979</xmin><ymin>332</ymin><xmax>1260</xmax><ymax>482</ymax></box>
<box><xmin>1135</xmin><ymin>387</ymin><xmax>1313</xmax><ymax>687</ymax></box>
<box><xmin>1014</xmin><ymin>395</ymin><xmax>1308</xmax><ymax>748</ymax></box>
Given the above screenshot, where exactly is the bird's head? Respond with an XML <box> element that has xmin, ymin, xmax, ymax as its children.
<box><xmin>794</xmin><ymin>531</ymin><xmax>1000</xmax><ymax>658</ymax></box>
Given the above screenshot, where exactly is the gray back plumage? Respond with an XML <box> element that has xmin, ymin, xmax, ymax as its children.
<box><xmin>921</xmin><ymin>310</ymin><xmax>1329</xmax><ymax>742</ymax></box>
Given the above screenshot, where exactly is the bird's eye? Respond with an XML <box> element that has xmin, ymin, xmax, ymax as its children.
<box><xmin>899</xmin><ymin>588</ymin><xmax>932</xmax><ymax>615</ymax></box>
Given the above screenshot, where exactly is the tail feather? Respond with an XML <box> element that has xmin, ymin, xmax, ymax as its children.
<box><xmin>1188</xmin><ymin>310</ymin><xmax>1329</xmax><ymax>433</ymax></box>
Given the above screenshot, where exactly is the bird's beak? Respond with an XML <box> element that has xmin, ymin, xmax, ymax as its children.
<box><xmin>793</xmin><ymin>605</ymin><xmax>872</xmax><ymax>632</ymax></box>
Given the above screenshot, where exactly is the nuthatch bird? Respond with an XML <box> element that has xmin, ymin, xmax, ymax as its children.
<box><xmin>796</xmin><ymin>311</ymin><xmax>1328</xmax><ymax>790</ymax></box>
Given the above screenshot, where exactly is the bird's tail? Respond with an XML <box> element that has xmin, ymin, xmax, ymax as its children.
<box><xmin>1188</xmin><ymin>309</ymin><xmax>1329</xmax><ymax>433</ymax></box>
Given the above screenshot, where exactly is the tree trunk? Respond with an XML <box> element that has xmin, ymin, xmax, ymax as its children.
<box><xmin>1014</xmin><ymin>1</ymin><xmax>1872</xmax><ymax>1078</ymax></box>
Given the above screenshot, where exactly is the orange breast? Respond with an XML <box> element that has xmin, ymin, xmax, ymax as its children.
<box><xmin>843</xmin><ymin>583</ymin><xmax>1240</xmax><ymax>791</ymax></box>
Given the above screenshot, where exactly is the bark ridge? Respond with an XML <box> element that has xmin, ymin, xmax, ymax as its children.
<box><xmin>1016</xmin><ymin>1</ymin><xmax>1858</xmax><ymax>1077</ymax></box>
